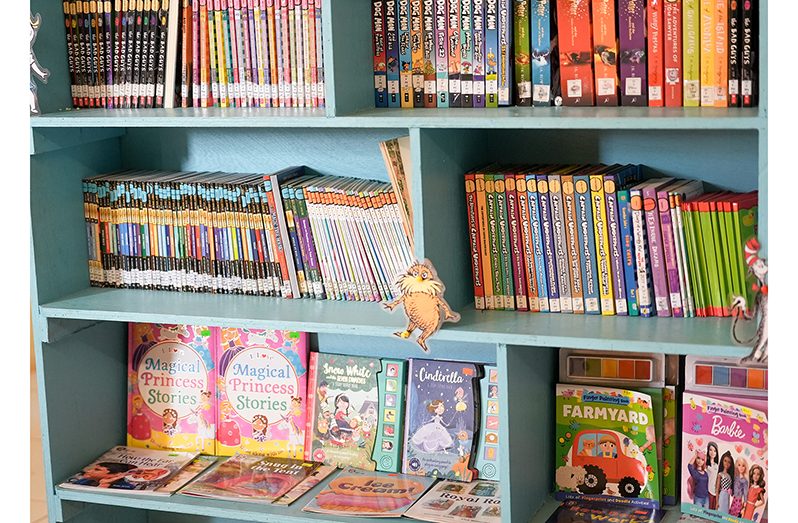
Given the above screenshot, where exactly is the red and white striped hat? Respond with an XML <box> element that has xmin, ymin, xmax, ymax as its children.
<box><xmin>745</xmin><ymin>237</ymin><xmax>761</xmax><ymax>267</ymax></box>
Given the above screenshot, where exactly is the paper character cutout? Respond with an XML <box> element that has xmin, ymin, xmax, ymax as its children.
<box><xmin>731</xmin><ymin>237</ymin><xmax>768</xmax><ymax>364</ymax></box>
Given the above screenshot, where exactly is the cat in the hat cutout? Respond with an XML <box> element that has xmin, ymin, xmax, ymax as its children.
<box><xmin>731</xmin><ymin>237</ymin><xmax>768</xmax><ymax>364</ymax></box>
<box><xmin>383</xmin><ymin>259</ymin><xmax>460</xmax><ymax>352</ymax></box>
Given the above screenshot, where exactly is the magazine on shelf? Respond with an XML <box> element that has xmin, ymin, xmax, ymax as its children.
<box><xmin>403</xmin><ymin>479</ymin><xmax>502</xmax><ymax>522</ymax></box>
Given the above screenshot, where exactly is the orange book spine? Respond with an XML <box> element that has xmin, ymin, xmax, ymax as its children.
<box><xmin>592</xmin><ymin>0</ymin><xmax>619</xmax><ymax>105</ymax></box>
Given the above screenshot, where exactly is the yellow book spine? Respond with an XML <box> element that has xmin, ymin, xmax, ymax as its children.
<box><xmin>590</xmin><ymin>175</ymin><xmax>615</xmax><ymax>315</ymax></box>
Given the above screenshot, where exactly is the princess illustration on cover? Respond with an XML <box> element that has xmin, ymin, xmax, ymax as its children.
<box><xmin>188</xmin><ymin>390</ymin><xmax>214</xmax><ymax>451</ymax></box>
<box><xmin>283</xmin><ymin>397</ymin><xmax>304</xmax><ymax>456</ymax></box>
<box><xmin>218</xmin><ymin>401</ymin><xmax>241</xmax><ymax>447</ymax></box>
<box><xmin>251</xmin><ymin>415</ymin><xmax>270</xmax><ymax>443</ymax></box>
<box><xmin>162</xmin><ymin>408</ymin><xmax>178</xmax><ymax>437</ymax></box>
<box><xmin>128</xmin><ymin>395</ymin><xmax>151</xmax><ymax>441</ymax></box>
<box><xmin>411</xmin><ymin>400</ymin><xmax>454</xmax><ymax>453</ymax></box>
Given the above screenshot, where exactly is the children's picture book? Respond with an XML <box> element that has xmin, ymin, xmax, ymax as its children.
<box><xmin>59</xmin><ymin>446</ymin><xmax>200</xmax><ymax>496</ymax></box>
<box><xmin>555</xmin><ymin>384</ymin><xmax>660</xmax><ymax>509</ymax></box>
<box><xmin>271</xmin><ymin>464</ymin><xmax>338</xmax><ymax>506</ymax></box>
<box><xmin>155</xmin><ymin>455</ymin><xmax>218</xmax><ymax>495</ymax></box>
<box><xmin>216</xmin><ymin>328</ymin><xmax>309</xmax><ymax>458</ymax></box>
<box><xmin>180</xmin><ymin>454</ymin><xmax>321</xmax><ymax>504</ymax></box>
<box><xmin>403</xmin><ymin>359</ymin><xmax>481</xmax><ymax>482</ymax></box>
<box><xmin>304</xmin><ymin>352</ymin><xmax>382</xmax><ymax>470</ymax></box>
<box><xmin>302</xmin><ymin>467</ymin><xmax>435</xmax><ymax>517</ymax></box>
<box><xmin>681</xmin><ymin>392</ymin><xmax>768</xmax><ymax>523</ymax></box>
<box><xmin>544</xmin><ymin>499</ymin><xmax>659</xmax><ymax>523</ymax></box>
<box><xmin>474</xmin><ymin>366</ymin><xmax>500</xmax><ymax>480</ymax></box>
<box><xmin>373</xmin><ymin>359</ymin><xmax>408</xmax><ymax>472</ymax></box>
<box><xmin>127</xmin><ymin>323</ymin><xmax>217</xmax><ymax>454</ymax></box>
<box><xmin>404</xmin><ymin>479</ymin><xmax>502</xmax><ymax>523</ymax></box>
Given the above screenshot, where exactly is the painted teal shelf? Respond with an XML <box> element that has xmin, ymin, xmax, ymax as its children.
<box><xmin>39</xmin><ymin>288</ymin><xmax>747</xmax><ymax>356</ymax></box>
<box><xmin>30</xmin><ymin>106</ymin><xmax>764</xmax><ymax>130</ymax></box>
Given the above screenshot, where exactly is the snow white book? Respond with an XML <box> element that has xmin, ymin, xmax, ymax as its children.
<box><xmin>402</xmin><ymin>359</ymin><xmax>481</xmax><ymax>482</ymax></box>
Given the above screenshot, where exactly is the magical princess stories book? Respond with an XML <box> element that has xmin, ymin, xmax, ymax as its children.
<box><xmin>555</xmin><ymin>384</ymin><xmax>660</xmax><ymax>509</ymax></box>
<box><xmin>127</xmin><ymin>323</ymin><xmax>217</xmax><ymax>454</ymax></box>
<box><xmin>403</xmin><ymin>359</ymin><xmax>481</xmax><ymax>482</ymax></box>
<box><xmin>216</xmin><ymin>328</ymin><xmax>309</xmax><ymax>458</ymax></box>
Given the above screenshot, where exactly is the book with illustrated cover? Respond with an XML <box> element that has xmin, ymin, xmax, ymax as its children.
<box><xmin>474</xmin><ymin>366</ymin><xmax>500</xmax><ymax>480</ymax></box>
<box><xmin>127</xmin><ymin>323</ymin><xmax>218</xmax><ymax>455</ymax></box>
<box><xmin>302</xmin><ymin>467</ymin><xmax>435</xmax><ymax>517</ymax></box>
<box><xmin>60</xmin><ymin>446</ymin><xmax>199</xmax><ymax>496</ymax></box>
<box><xmin>404</xmin><ymin>479</ymin><xmax>502</xmax><ymax>522</ymax></box>
<box><xmin>216</xmin><ymin>328</ymin><xmax>309</xmax><ymax>458</ymax></box>
<box><xmin>181</xmin><ymin>454</ymin><xmax>321</xmax><ymax>503</ymax></box>
<box><xmin>155</xmin><ymin>455</ymin><xmax>218</xmax><ymax>495</ymax></box>
<box><xmin>403</xmin><ymin>359</ymin><xmax>481</xmax><ymax>482</ymax></box>
<box><xmin>271</xmin><ymin>464</ymin><xmax>337</xmax><ymax>505</ymax></box>
<box><xmin>545</xmin><ymin>499</ymin><xmax>659</xmax><ymax>523</ymax></box>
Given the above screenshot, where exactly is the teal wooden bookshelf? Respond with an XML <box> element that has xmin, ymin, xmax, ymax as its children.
<box><xmin>30</xmin><ymin>1</ymin><xmax>768</xmax><ymax>522</ymax></box>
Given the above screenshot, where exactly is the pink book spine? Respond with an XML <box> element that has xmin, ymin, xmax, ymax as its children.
<box><xmin>657</xmin><ymin>188</ymin><xmax>683</xmax><ymax>317</ymax></box>
<box><xmin>304</xmin><ymin>351</ymin><xmax>319</xmax><ymax>461</ymax></box>
<box><xmin>642</xmin><ymin>184</ymin><xmax>672</xmax><ymax>316</ymax></box>
<box><xmin>193</xmin><ymin>0</ymin><xmax>201</xmax><ymax>106</ymax></box>
<box><xmin>280</xmin><ymin>0</ymin><xmax>293</xmax><ymax>107</ymax></box>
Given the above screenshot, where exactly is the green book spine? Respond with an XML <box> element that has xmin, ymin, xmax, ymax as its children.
<box><xmin>494</xmin><ymin>174</ymin><xmax>515</xmax><ymax>310</ymax></box>
<box><xmin>682</xmin><ymin>0</ymin><xmax>700</xmax><ymax>106</ymax></box>
<box><xmin>709</xmin><ymin>200</ymin><xmax>730</xmax><ymax>316</ymax></box>
<box><xmin>697</xmin><ymin>201</ymin><xmax>722</xmax><ymax>316</ymax></box>
<box><xmin>513</xmin><ymin>0</ymin><xmax>531</xmax><ymax>105</ymax></box>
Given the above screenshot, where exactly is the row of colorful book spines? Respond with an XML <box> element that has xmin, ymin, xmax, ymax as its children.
<box><xmin>178</xmin><ymin>0</ymin><xmax>325</xmax><ymax>108</ymax></box>
<box><xmin>63</xmin><ymin>0</ymin><xmax>170</xmax><ymax>109</ymax></box>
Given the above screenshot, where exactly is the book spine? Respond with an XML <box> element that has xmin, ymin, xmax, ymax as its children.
<box><xmin>314</xmin><ymin>1</ymin><xmax>323</xmax><ymax>106</ymax></box>
<box><xmin>448</xmin><ymin>0</ymin><xmax>461</xmax><ymax>107</ymax></box>
<box><xmin>548</xmin><ymin>175</ymin><xmax>572</xmax><ymax>313</ymax></box>
<box><xmin>618</xmin><ymin>0</ymin><xmax>647</xmax><ymax>105</ymax></box>
<box><xmin>249</xmin><ymin>0</ymin><xmax>261</xmax><ymax>106</ymax></box>
<box><xmin>399</xmin><ymin>0</ymin><xmax>413</xmax><ymax>107</ymax></box>
<box><xmin>590</xmin><ymin>175</ymin><xmax>614</xmax><ymax>315</ymax></box>
<box><xmin>306</xmin><ymin>0</ymin><xmax>317</xmax><ymax>108</ymax></box>
<box><xmin>103</xmin><ymin>0</ymin><xmax>115</xmax><ymax>107</ymax></box>
<box><xmin>465</xmin><ymin>174</ymin><xmax>486</xmax><ymax>310</ymax></box>
<box><xmin>64</xmin><ymin>1</ymin><xmax>77</xmax><ymax>107</ymax></box>
<box><xmin>475</xmin><ymin>173</ymin><xmax>495</xmax><ymax>309</ymax></box>
<box><xmin>658</xmin><ymin>189</ymin><xmax>683</xmax><ymax>316</ymax></box>
<box><xmin>682</xmin><ymin>0</ymin><xmax>700</xmax><ymax>105</ymax></box>
<box><xmin>712</xmin><ymin>0</ymin><xmax>728</xmax><ymax>107</ymax></box>
<box><xmin>516</xmin><ymin>173</ymin><xmax>540</xmax><ymax>312</ymax></box>
<box><xmin>648</xmin><ymin>0</ymin><xmax>664</xmax><ymax>106</ymax></box>
<box><xmin>592</xmin><ymin>0</ymin><xmax>619</xmax><ymax>105</ymax></box>
<box><xmin>699</xmin><ymin>0</ymin><xmax>715</xmax><ymax>106</ymax></box>
<box><xmin>727</xmin><ymin>0</ymin><xmax>740</xmax><ymax>106</ymax></box>
<box><xmin>373</xmin><ymin>0</ymin><xmax>388</xmax><ymax>107</ymax></box>
<box><xmin>514</xmin><ymin>0</ymin><xmax>532</xmax><ymax>105</ymax></box>
<box><xmin>386</xmin><ymin>1</ymin><xmax>401</xmax><ymax>107</ymax></box>
<box><xmin>484</xmin><ymin>175</ymin><xmax>504</xmax><ymax>310</ymax></box>
<box><xmin>630</xmin><ymin>188</ymin><xmax>653</xmax><ymax>316</ymax></box>
<box><xmin>537</xmin><ymin>176</ymin><xmax>560</xmax><ymax>312</ymax></box>
<box><xmin>303</xmin><ymin>351</ymin><xmax>318</xmax><ymax>461</ymax></box>
<box><xmin>497</xmin><ymin>0</ymin><xmax>511</xmax><ymax>105</ymax></box>
<box><xmin>253</xmin><ymin>0</ymin><xmax>265</xmax><ymax>107</ymax></box>
<box><xmin>460</xmin><ymin>0</ymin><xmax>474</xmax><ymax>107</ymax></box>
<box><xmin>410</xmin><ymin>0</ymin><xmax>425</xmax><ymax>107</ymax></box>
<box><xmin>557</xmin><ymin>0</ymin><xmax>595</xmax><ymax>106</ymax></box>
<box><xmin>422</xmin><ymin>0</ymin><xmax>437</xmax><ymax>107</ymax></box>
<box><xmin>434</xmin><ymin>0</ymin><xmax>449</xmax><ymax>107</ymax></box>
<box><xmin>472</xmin><ymin>0</ymin><xmax>486</xmax><ymax>107</ymax></box>
<box><xmin>741</xmin><ymin>0</ymin><xmax>754</xmax><ymax>106</ymax></box>
<box><xmin>531</xmin><ymin>0</ymin><xmax>552</xmax><ymax>106</ymax></box>
<box><xmin>642</xmin><ymin>185</ymin><xmax>671</xmax><ymax>316</ymax></box>
<box><xmin>527</xmin><ymin>175</ymin><xmax>550</xmax><ymax>311</ymax></box>
<box><xmin>604</xmin><ymin>176</ymin><xmax>627</xmax><ymax>315</ymax></box>
<box><xmin>617</xmin><ymin>189</ymin><xmax>640</xmax><ymax>315</ymax></box>
<box><xmin>505</xmin><ymin>175</ymin><xmax>529</xmax><ymax>311</ymax></box>
<box><xmin>494</xmin><ymin>176</ymin><xmax>515</xmax><ymax>309</ymax></box>
<box><xmin>664</xmin><ymin>0</ymin><xmax>682</xmax><ymax>106</ymax></box>
<box><xmin>561</xmin><ymin>176</ymin><xmax>584</xmax><ymax>313</ymax></box>
<box><xmin>280</xmin><ymin>0</ymin><xmax>293</xmax><ymax>107</ymax></box>
<box><xmin>288</xmin><ymin>0</ymin><xmax>299</xmax><ymax>107</ymax></box>
<box><xmin>671</xmin><ymin>191</ymin><xmax>692</xmax><ymax>316</ymax></box>
<box><xmin>266</xmin><ymin>0</ymin><xmax>279</xmax><ymax>106</ymax></box>
<box><xmin>484</xmin><ymin>0</ymin><xmax>498</xmax><ymax>107</ymax></box>
<box><xmin>575</xmin><ymin>176</ymin><xmax>600</xmax><ymax>314</ymax></box>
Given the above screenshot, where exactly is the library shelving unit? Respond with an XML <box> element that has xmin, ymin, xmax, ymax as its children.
<box><xmin>30</xmin><ymin>1</ymin><xmax>767</xmax><ymax>522</ymax></box>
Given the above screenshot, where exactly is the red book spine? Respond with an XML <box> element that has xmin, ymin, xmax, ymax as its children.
<box><xmin>664</xmin><ymin>0</ymin><xmax>682</xmax><ymax>106</ymax></box>
<box><xmin>465</xmin><ymin>174</ymin><xmax>485</xmax><ymax>310</ymax></box>
<box><xmin>647</xmin><ymin>0</ymin><xmax>664</xmax><ymax>106</ymax></box>
<box><xmin>556</xmin><ymin>0</ymin><xmax>595</xmax><ymax>106</ymax></box>
<box><xmin>303</xmin><ymin>351</ymin><xmax>319</xmax><ymax>461</ymax></box>
<box><xmin>504</xmin><ymin>174</ymin><xmax>529</xmax><ymax>311</ymax></box>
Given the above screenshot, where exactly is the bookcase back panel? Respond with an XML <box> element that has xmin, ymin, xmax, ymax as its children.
<box><xmin>31</xmin><ymin>137</ymin><xmax>122</xmax><ymax>305</ymax></box>
<box><xmin>120</xmin><ymin>128</ymin><xmax>405</xmax><ymax>181</ymax></box>
<box><xmin>30</xmin><ymin>0</ymin><xmax>71</xmax><ymax>115</ymax></box>
<box><xmin>315</xmin><ymin>333</ymin><xmax>498</xmax><ymax>364</ymax></box>
<box><xmin>323</xmin><ymin>0</ymin><xmax>373</xmax><ymax>117</ymax></box>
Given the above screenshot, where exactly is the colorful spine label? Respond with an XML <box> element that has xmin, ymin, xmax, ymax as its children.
<box><xmin>505</xmin><ymin>175</ymin><xmax>529</xmax><ymax>311</ymax></box>
<box><xmin>465</xmin><ymin>174</ymin><xmax>485</xmax><ymax>310</ymax></box>
<box><xmin>642</xmin><ymin>184</ymin><xmax>672</xmax><ymax>316</ymax></box>
<box><xmin>373</xmin><ymin>359</ymin><xmax>407</xmax><ymax>473</ymax></box>
<box><xmin>664</xmin><ymin>0</ymin><xmax>683</xmax><ymax>106</ymax></box>
<box><xmin>575</xmin><ymin>176</ymin><xmax>600</xmax><ymax>314</ymax></box>
<box><xmin>618</xmin><ymin>0</ymin><xmax>647</xmax><ymax>105</ymax></box>
<box><xmin>399</xmin><ymin>0</ymin><xmax>413</xmax><ymax>107</ymax></box>
<box><xmin>475</xmin><ymin>366</ymin><xmax>500</xmax><ymax>480</ymax></box>
<box><xmin>617</xmin><ymin>190</ymin><xmax>640</xmax><ymax>316</ymax></box>
<box><xmin>373</xmin><ymin>0</ymin><xmax>388</xmax><ymax>107</ymax></box>
<box><xmin>386</xmin><ymin>0</ymin><xmax>401</xmax><ymax>107</ymax></box>
<box><xmin>434</xmin><ymin>0</ymin><xmax>449</xmax><ymax>107</ymax></box>
<box><xmin>557</xmin><ymin>0</ymin><xmax>595</xmax><ymax>106</ymax></box>
<box><xmin>411</xmin><ymin>0</ymin><xmax>425</xmax><ymax>107</ymax></box>
<box><xmin>472</xmin><ymin>0</ymin><xmax>486</xmax><ymax>107</ymax></box>
<box><xmin>531</xmin><ymin>0</ymin><xmax>552</xmax><ymax>105</ymax></box>
<box><xmin>537</xmin><ymin>175</ymin><xmax>561</xmax><ymax>312</ymax></box>
<box><xmin>658</xmin><ymin>188</ymin><xmax>684</xmax><ymax>317</ymax></box>
<box><xmin>549</xmin><ymin>175</ymin><xmax>573</xmax><ymax>313</ymax></box>
<box><xmin>562</xmin><ymin>175</ymin><xmax>585</xmax><ymax>314</ymax></box>
<box><xmin>527</xmin><ymin>175</ymin><xmax>551</xmax><ymax>311</ymax></box>
<box><xmin>517</xmin><ymin>173</ymin><xmax>540</xmax><ymax>312</ymax></box>
<box><xmin>448</xmin><ymin>0</ymin><xmax>462</xmax><ymax>106</ymax></box>
<box><xmin>485</xmin><ymin>0</ymin><xmax>499</xmax><ymax>106</ymax></box>
<box><xmin>648</xmin><ymin>0</ymin><xmax>665</xmax><ymax>105</ymax></box>
<box><xmin>683</xmin><ymin>0</ymin><xmax>700</xmax><ymax>105</ymax></box>
<box><xmin>604</xmin><ymin>176</ymin><xmax>627</xmax><ymax>315</ymax></box>
<box><xmin>498</xmin><ymin>0</ymin><xmax>512</xmax><ymax>104</ymax></box>
<box><xmin>423</xmin><ymin>0</ymin><xmax>437</xmax><ymax>107</ymax></box>
<box><xmin>592</xmin><ymin>0</ymin><xmax>619</xmax><ymax>105</ymax></box>
<box><xmin>460</xmin><ymin>0</ymin><xmax>474</xmax><ymax>107</ymax></box>
<box><xmin>514</xmin><ymin>0</ymin><xmax>532</xmax><ymax>105</ymax></box>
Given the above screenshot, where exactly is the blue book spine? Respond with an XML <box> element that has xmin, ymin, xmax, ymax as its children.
<box><xmin>604</xmin><ymin>176</ymin><xmax>628</xmax><ymax>316</ymax></box>
<box><xmin>531</xmin><ymin>0</ymin><xmax>552</xmax><ymax>106</ymax></box>
<box><xmin>526</xmin><ymin>174</ymin><xmax>549</xmax><ymax>311</ymax></box>
<box><xmin>373</xmin><ymin>0</ymin><xmax>388</xmax><ymax>107</ymax></box>
<box><xmin>536</xmin><ymin>175</ymin><xmax>560</xmax><ymax>312</ymax></box>
<box><xmin>617</xmin><ymin>189</ymin><xmax>640</xmax><ymax>316</ymax></box>
<box><xmin>434</xmin><ymin>0</ymin><xmax>449</xmax><ymax>106</ymax></box>
<box><xmin>574</xmin><ymin>175</ymin><xmax>600</xmax><ymax>314</ymax></box>
<box><xmin>385</xmin><ymin>1</ymin><xmax>401</xmax><ymax>107</ymax></box>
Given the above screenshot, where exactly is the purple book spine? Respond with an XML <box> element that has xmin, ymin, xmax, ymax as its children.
<box><xmin>604</xmin><ymin>176</ymin><xmax>628</xmax><ymax>316</ymax></box>
<box><xmin>642</xmin><ymin>184</ymin><xmax>671</xmax><ymax>316</ymax></box>
<box><xmin>505</xmin><ymin>176</ymin><xmax>529</xmax><ymax>311</ymax></box>
<box><xmin>657</xmin><ymin>188</ymin><xmax>683</xmax><ymax>317</ymax></box>
<box><xmin>617</xmin><ymin>0</ymin><xmax>647</xmax><ymax>106</ymax></box>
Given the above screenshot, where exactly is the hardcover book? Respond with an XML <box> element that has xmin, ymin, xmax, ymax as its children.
<box><xmin>216</xmin><ymin>328</ymin><xmax>309</xmax><ymax>458</ymax></box>
<box><xmin>474</xmin><ymin>366</ymin><xmax>500</xmax><ymax>480</ymax></box>
<box><xmin>404</xmin><ymin>479</ymin><xmax>503</xmax><ymax>522</ymax></box>
<box><xmin>403</xmin><ymin>359</ymin><xmax>481</xmax><ymax>482</ymax></box>
<box><xmin>127</xmin><ymin>323</ymin><xmax>217</xmax><ymax>455</ymax></box>
<box><xmin>545</xmin><ymin>499</ymin><xmax>658</xmax><ymax>523</ymax></box>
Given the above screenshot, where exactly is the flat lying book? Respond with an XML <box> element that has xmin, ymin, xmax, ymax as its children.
<box><xmin>271</xmin><ymin>464</ymin><xmax>337</xmax><ymax>506</ymax></box>
<box><xmin>404</xmin><ymin>479</ymin><xmax>502</xmax><ymax>522</ymax></box>
<box><xmin>545</xmin><ymin>499</ymin><xmax>660</xmax><ymax>523</ymax></box>
<box><xmin>302</xmin><ymin>467</ymin><xmax>435</xmax><ymax>517</ymax></box>
<box><xmin>181</xmin><ymin>454</ymin><xmax>321</xmax><ymax>504</ymax></box>
<box><xmin>59</xmin><ymin>446</ymin><xmax>200</xmax><ymax>496</ymax></box>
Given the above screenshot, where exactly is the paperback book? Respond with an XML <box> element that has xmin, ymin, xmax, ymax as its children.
<box><xmin>404</xmin><ymin>479</ymin><xmax>502</xmax><ymax>522</ymax></box>
<box><xmin>545</xmin><ymin>499</ymin><xmax>659</xmax><ymax>523</ymax></box>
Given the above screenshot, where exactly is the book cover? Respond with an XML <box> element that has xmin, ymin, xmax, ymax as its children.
<box><xmin>155</xmin><ymin>455</ymin><xmax>218</xmax><ymax>495</ymax></box>
<box><xmin>216</xmin><ymin>328</ymin><xmax>309</xmax><ymax>458</ymax></box>
<box><xmin>403</xmin><ymin>359</ymin><xmax>481</xmax><ymax>482</ymax></box>
<box><xmin>618</xmin><ymin>0</ymin><xmax>647</xmax><ymax>106</ymax></box>
<box><xmin>404</xmin><ymin>479</ymin><xmax>503</xmax><ymax>522</ymax></box>
<box><xmin>556</xmin><ymin>0</ymin><xmax>595</xmax><ymax>106</ymax></box>
<box><xmin>647</xmin><ymin>0</ymin><xmax>665</xmax><ymax>106</ymax></box>
<box><xmin>474</xmin><ymin>366</ymin><xmax>500</xmax><ymax>480</ymax></box>
<box><xmin>545</xmin><ymin>499</ymin><xmax>658</xmax><ymax>523</ymax></box>
<box><xmin>555</xmin><ymin>384</ymin><xmax>661</xmax><ymax>509</ymax></box>
<box><xmin>271</xmin><ymin>464</ymin><xmax>337</xmax><ymax>505</ymax></box>
<box><xmin>681</xmin><ymin>392</ymin><xmax>768</xmax><ymax>523</ymax></box>
<box><xmin>531</xmin><ymin>0</ymin><xmax>553</xmax><ymax>106</ymax></box>
<box><xmin>182</xmin><ymin>454</ymin><xmax>320</xmax><ymax>503</ymax></box>
<box><xmin>591</xmin><ymin>0</ymin><xmax>619</xmax><ymax>105</ymax></box>
<box><xmin>373</xmin><ymin>359</ymin><xmax>408</xmax><ymax>472</ymax></box>
<box><xmin>60</xmin><ymin>445</ymin><xmax>199</xmax><ymax>495</ymax></box>
<box><xmin>664</xmin><ymin>0</ymin><xmax>682</xmax><ymax>107</ymax></box>
<box><xmin>305</xmin><ymin>352</ymin><xmax>381</xmax><ymax>470</ymax></box>
<box><xmin>127</xmin><ymin>323</ymin><xmax>217</xmax><ymax>455</ymax></box>
<box><xmin>302</xmin><ymin>467</ymin><xmax>435</xmax><ymax>517</ymax></box>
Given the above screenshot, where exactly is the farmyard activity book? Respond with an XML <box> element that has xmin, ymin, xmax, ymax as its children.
<box><xmin>403</xmin><ymin>359</ymin><xmax>481</xmax><ymax>482</ymax></box>
<box><xmin>555</xmin><ymin>384</ymin><xmax>660</xmax><ymax>509</ymax></box>
<box><xmin>216</xmin><ymin>328</ymin><xmax>309</xmax><ymax>458</ymax></box>
<box><xmin>680</xmin><ymin>392</ymin><xmax>768</xmax><ymax>523</ymax></box>
<box><xmin>127</xmin><ymin>323</ymin><xmax>217</xmax><ymax>454</ymax></box>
